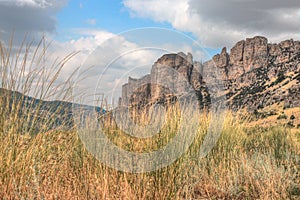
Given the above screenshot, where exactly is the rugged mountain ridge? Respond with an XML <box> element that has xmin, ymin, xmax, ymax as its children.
<box><xmin>120</xmin><ymin>36</ymin><xmax>300</xmax><ymax>112</ymax></box>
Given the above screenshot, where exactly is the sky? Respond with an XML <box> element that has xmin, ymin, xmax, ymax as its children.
<box><xmin>0</xmin><ymin>0</ymin><xmax>300</xmax><ymax>106</ymax></box>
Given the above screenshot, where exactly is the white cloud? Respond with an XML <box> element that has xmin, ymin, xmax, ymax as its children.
<box><xmin>46</xmin><ymin>29</ymin><xmax>116</xmax><ymax>79</ymax></box>
<box><xmin>40</xmin><ymin>29</ymin><xmax>162</xmax><ymax>105</ymax></box>
<box><xmin>123</xmin><ymin>0</ymin><xmax>300</xmax><ymax>48</ymax></box>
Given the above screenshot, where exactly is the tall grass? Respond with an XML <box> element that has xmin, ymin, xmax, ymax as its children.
<box><xmin>0</xmin><ymin>36</ymin><xmax>78</xmax><ymax>135</ymax></box>
<box><xmin>0</xmin><ymin>37</ymin><xmax>299</xmax><ymax>199</ymax></box>
<box><xmin>0</xmin><ymin>111</ymin><xmax>299</xmax><ymax>199</ymax></box>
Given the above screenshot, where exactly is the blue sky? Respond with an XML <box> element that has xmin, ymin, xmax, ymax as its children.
<box><xmin>56</xmin><ymin>0</ymin><xmax>174</xmax><ymax>41</ymax></box>
<box><xmin>54</xmin><ymin>0</ymin><xmax>220</xmax><ymax>57</ymax></box>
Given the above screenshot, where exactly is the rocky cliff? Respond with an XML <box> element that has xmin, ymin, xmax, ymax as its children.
<box><xmin>119</xmin><ymin>36</ymin><xmax>300</xmax><ymax>112</ymax></box>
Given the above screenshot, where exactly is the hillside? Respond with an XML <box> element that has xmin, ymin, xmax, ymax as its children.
<box><xmin>0</xmin><ymin>88</ymin><xmax>105</xmax><ymax>133</ymax></box>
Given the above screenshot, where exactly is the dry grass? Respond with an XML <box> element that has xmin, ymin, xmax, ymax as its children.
<box><xmin>0</xmin><ymin>36</ymin><xmax>78</xmax><ymax>135</ymax></box>
<box><xmin>0</xmin><ymin>37</ymin><xmax>299</xmax><ymax>199</ymax></box>
<box><xmin>0</xmin><ymin>113</ymin><xmax>299</xmax><ymax>199</ymax></box>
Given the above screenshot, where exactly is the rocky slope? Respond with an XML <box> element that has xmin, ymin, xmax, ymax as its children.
<box><xmin>119</xmin><ymin>36</ymin><xmax>300</xmax><ymax>112</ymax></box>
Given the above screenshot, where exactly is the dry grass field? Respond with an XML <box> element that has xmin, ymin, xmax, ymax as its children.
<box><xmin>0</xmin><ymin>38</ymin><xmax>299</xmax><ymax>199</ymax></box>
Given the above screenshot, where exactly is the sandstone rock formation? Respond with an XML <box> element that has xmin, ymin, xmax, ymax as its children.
<box><xmin>119</xmin><ymin>36</ymin><xmax>300</xmax><ymax>112</ymax></box>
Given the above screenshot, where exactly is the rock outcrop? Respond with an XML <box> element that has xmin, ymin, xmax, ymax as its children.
<box><xmin>120</xmin><ymin>52</ymin><xmax>210</xmax><ymax>109</ymax></box>
<box><xmin>119</xmin><ymin>36</ymin><xmax>300</xmax><ymax>112</ymax></box>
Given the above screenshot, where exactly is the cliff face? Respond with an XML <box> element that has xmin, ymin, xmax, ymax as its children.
<box><xmin>120</xmin><ymin>36</ymin><xmax>300</xmax><ymax>112</ymax></box>
<box><xmin>120</xmin><ymin>52</ymin><xmax>210</xmax><ymax>109</ymax></box>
